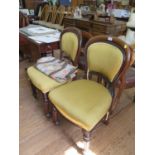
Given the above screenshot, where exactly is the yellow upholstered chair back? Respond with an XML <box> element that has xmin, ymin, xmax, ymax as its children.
<box><xmin>87</xmin><ymin>43</ymin><xmax>123</xmax><ymax>82</ymax></box>
<box><xmin>85</xmin><ymin>35</ymin><xmax>131</xmax><ymax>83</ymax></box>
<box><xmin>60</xmin><ymin>27</ymin><xmax>82</xmax><ymax>65</ymax></box>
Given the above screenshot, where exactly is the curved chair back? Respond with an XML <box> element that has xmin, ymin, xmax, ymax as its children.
<box><xmin>84</xmin><ymin>35</ymin><xmax>131</xmax><ymax>112</ymax></box>
<box><xmin>40</xmin><ymin>4</ymin><xmax>50</xmax><ymax>21</ymax></box>
<box><xmin>48</xmin><ymin>5</ymin><xmax>57</xmax><ymax>23</ymax></box>
<box><xmin>85</xmin><ymin>35</ymin><xmax>131</xmax><ymax>83</ymax></box>
<box><xmin>60</xmin><ymin>27</ymin><xmax>82</xmax><ymax>66</ymax></box>
<box><xmin>55</xmin><ymin>5</ymin><xmax>65</xmax><ymax>25</ymax></box>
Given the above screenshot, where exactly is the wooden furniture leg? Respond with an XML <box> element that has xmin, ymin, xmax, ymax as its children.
<box><xmin>52</xmin><ymin>106</ymin><xmax>60</xmax><ymax>125</ymax></box>
<box><xmin>42</xmin><ymin>93</ymin><xmax>51</xmax><ymax>118</ymax></box>
<box><xmin>30</xmin><ymin>82</ymin><xmax>37</xmax><ymax>99</ymax></box>
<box><xmin>102</xmin><ymin>112</ymin><xmax>110</xmax><ymax>125</ymax></box>
<box><xmin>82</xmin><ymin>129</ymin><xmax>91</xmax><ymax>155</ymax></box>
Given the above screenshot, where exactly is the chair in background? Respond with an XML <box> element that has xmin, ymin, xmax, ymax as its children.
<box><xmin>48</xmin><ymin>5</ymin><xmax>57</xmax><ymax>24</ymax></box>
<box><xmin>48</xmin><ymin>35</ymin><xmax>131</xmax><ymax>154</ymax></box>
<box><xmin>27</xmin><ymin>27</ymin><xmax>82</xmax><ymax>116</ymax></box>
<box><xmin>33</xmin><ymin>4</ymin><xmax>50</xmax><ymax>25</ymax></box>
<box><xmin>34</xmin><ymin>5</ymin><xmax>66</xmax><ymax>31</ymax></box>
<box><xmin>42</xmin><ymin>5</ymin><xmax>66</xmax><ymax>31</ymax></box>
<box><xmin>34</xmin><ymin>1</ymin><xmax>49</xmax><ymax>17</ymax></box>
<box><xmin>55</xmin><ymin>5</ymin><xmax>66</xmax><ymax>25</ymax></box>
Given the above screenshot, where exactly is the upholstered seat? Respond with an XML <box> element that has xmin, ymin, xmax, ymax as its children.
<box><xmin>49</xmin><ymin>79</ymin><xmax>112</xmax><ymax>131</ymax></box>
<box><xmin>27</xmin><ymin>66</ymin><xmax>61</xmax><ymax>93</ymax></box>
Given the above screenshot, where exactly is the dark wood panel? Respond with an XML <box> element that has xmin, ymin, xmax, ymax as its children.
<box><xmin>63</xmin><ymin>16</ymin><xmax>126</xmax><ymax>36</ymax></box>
<box><xmin>24</xmin><ymin>0</ymin><xmax>42</xmax><ymax>9</ymax></box>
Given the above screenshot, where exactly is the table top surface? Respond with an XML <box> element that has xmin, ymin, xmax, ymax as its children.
<box><xmin>19</xmin><ymin>24</ymin><xmax>60</xmax><ymax>45</ymax></box>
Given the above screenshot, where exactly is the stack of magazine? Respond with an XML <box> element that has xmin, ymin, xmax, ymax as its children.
<box><xmin>36</xmin><ymin>56</ymin><xmax>77</xmax><ymax>83</ymax></box>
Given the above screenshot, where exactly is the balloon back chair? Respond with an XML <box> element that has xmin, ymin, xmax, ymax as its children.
<box><xmin>48</xmin><ymin>35</ymin><xmax>131</xmax><ymax>154</ymax></box>
<box><xmin>48</xmin><ymin>5</ymin><xmax>57</xmax><ymax>24</ymax></box>
<box><xmin>33</xmin><ymin>4</ymin><xmax>50</xmax><ymax>25</ymax></box>
<box><xmin>27</xmin><ymin>27</ymin><xmax>82</xmax><ymax>117</ymax></box>
<box><xmin>40</xmin><ymin>4</ymin><xmax>50</xmax><ymax>22</ymax></box>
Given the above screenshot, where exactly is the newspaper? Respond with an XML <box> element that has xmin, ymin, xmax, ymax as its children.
<box><xmin>36</xmin><ymin>56</ymin><xmax>77</xmax><ymax>83</ymax></box>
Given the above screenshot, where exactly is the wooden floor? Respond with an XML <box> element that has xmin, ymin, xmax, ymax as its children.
<box><xmin>19</xmin><ymin>59</ymin><xmax>135</xmax><ymax>155</ymax></box>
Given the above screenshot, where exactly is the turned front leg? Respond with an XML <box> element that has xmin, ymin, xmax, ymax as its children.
<box><xmin>42</xmin><ymin>93</ymin><xmax>50</xmax><ymax>118</ymax></box>
<box><xmin>82</xmin><ymin>129</ymin><xmax>91</xmax><ymax>155</ymax></box>
<box><xmin>52</xmin><ymin>106</ymin><xmax>60</xmax><ymax>125</ymax></box>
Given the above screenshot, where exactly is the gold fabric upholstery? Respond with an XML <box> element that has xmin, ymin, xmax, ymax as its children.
<box><xmin>27</xmin><ymin>66</ymin><xmax>61</xmax><ymax>93</ymax></box>
<box><xmin>87</xmin><ymin>43</ymin><xmax>123</xmax><ymax>82</ymax></box>
<box><xmin>49</xmin><ymin>79</ymin><xmax>112</xmax><ymax>131</ymax></box>
<box><xmin>61</xmin><ymin>32</ymin><xmax>78</xmax><ymax>62</ymax></box>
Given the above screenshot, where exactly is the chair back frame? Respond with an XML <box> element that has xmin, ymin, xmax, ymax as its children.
<box><xmin>59</xmin><ymin>27</ymin><xmax>82</xmax><ymax>66</ymax></box>
<box><xmin>40</xmin><ymin>4</ymin><xmax>50</xmax><ymax>21</ymax></box>
<box><xmin>81</xmin><ymin>31</ymin><xmax>93</xmax><ymax>48</ymax></box>
<box><xmin>55</xmin><ymin>6</ymin><xmax>65</xmax><ymax>25</ymax></box>
<box><xmin>48</xmin><ymin>6</ymin><xmax>57</xmax><ymax>23</ymax></box>
<box><xmin>84</xmin><ymin>35</ymin><xmax>131</xmax><ymax>113</ymax></box>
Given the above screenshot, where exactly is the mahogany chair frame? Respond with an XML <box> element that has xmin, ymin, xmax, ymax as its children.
<box><xmin>78</xmin><ymin>31</ymin><xmax>93</xmax><ymax>70</ymax></box>
<box><xmin>29</xmin><ymin>27</ymin><xmax>82</xmax><ymax>117</ymax></box>
<box><xmin>116</xmin><ymin>44</ymin><xmax>135</xmax><ymax>104</ymax></box>
<box><xmin>51</xmin><ymin>35</ymin><xmax>131</xmax><ymax>154</ymax></box>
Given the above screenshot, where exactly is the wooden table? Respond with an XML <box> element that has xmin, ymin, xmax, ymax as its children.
<box><xmin>19</xmin><ymin>25</ymin><xmax>59</xmax><ymax>62</ymax></box>
<box><xmin>63</xmin><ymin>16</ymin><xmax>126</xmax><ymax>36</ymax></box>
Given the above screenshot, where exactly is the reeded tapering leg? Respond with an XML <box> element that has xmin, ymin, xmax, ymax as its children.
<box><xmin>30</xmin><ymin>81</ymin><xmax>37</xmax><ymax>99</ymax></box>
<box><xmin>82</xmin><ymin>129</ymin><xmax>91</xmax><ymax>155</ymax></box>
<box><xmin>42</xmin><ymin>93</ymin><xmax>51</xmax><ymax>118</ymax></box>
<box><xmin>102</xmin><ymin>112</ymin><xmax>110</xmax><ymax>125</ymax></box>
<box><xmin>52</xmin><ymin>106</ymin><xmax>60</xmax><ymax>125</ymax></box>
